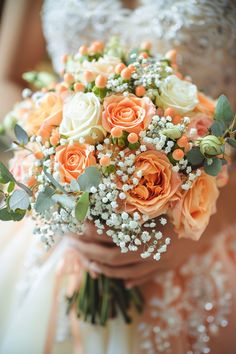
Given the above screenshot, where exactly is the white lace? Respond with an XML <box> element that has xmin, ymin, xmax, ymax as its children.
<box><xmin>42</xmin><ymin>0</ymin><xmax>236</xmax><ymax>102</ymax></box>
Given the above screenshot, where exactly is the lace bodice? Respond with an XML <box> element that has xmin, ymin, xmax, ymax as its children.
<box><xmin>42</xmin><ymin>0</ymin><xmax>236</xmax><ymax>105</ymax></box>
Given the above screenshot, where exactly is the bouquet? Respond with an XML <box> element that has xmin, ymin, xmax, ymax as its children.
<box><xmin>0</xmin><ymin>39</ymin><xmax>235</xmax><ymax>325</ymax></box>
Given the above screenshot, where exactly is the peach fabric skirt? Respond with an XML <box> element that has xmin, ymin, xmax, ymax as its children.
<box><xmin>0</xmin><ymin>219</ymin><xmax>236</xmax><ymax>354</ymax></box>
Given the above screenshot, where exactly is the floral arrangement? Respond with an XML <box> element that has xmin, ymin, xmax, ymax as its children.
<box><xmin>0</xmin><ymin>39</ymin><xmax>235</xmax><ymax>325</ymax></box>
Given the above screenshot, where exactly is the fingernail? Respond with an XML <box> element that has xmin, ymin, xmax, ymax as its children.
<box><xmin>125</xmin><ymin>282</ymin><xmax>133</xmax><ymax>289</ymax></box>
<box><xmin>90</xmin><ymin>262</ymin><xmax>102</xmax><ymax>274</ymax></box>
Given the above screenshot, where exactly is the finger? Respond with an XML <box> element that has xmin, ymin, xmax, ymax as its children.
<box><xmin>74</xmin><ymin>239</ymin><xmax>142</xmax><ymax>266</ymax></box>
<box><xmin>125</xmin><ymin>269</ymin><xmax>161</xmax><ymax>288</ymax></box>
<box><xmin>75</xmin><ymin>251</ymin><xmax>99</xmax><ymax>279</ymax></box>
<box><xmin>90</xmin><ymin>260</ymin><xmax>158</xmax><ymax>279</ymax></box>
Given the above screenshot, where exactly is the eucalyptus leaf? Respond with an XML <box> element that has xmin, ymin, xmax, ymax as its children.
<box><xmin>0</xmin><ymin>162</ymin><xmax>15</xmax><ymax>184</ymax></box>
<box><xmin>9</xmin><ymin>189</ymin><xmax>30</xmax><ymax>211</ymax></box>
<box><xmin>43</xmin><ymin>167</ymin><xmax>66</xmax><ymax>194</ymax></box>
<box><xmin>35</xmin><ymin>186</ymin><xmax>55</xmax><ymax>214</ymax></box>
<box><xmin>204</xmin><ymin>157</ymin><xmax>222</xmax><ymax>177</ymax></box>
<box><xmin>70</xmin><ymin>179</ymin><xmax>80</xmax><ymax>193</ymax></box>
<box><xmin>7</xmin><ymin>181</ymin><xmax>15</xmax><ymax>194</ymax></box>
<box><xmin>14</xmin><ymin>124</ymin><xmax>29</xmax><ymax>145</ymax></box>
<box><xmin>75</xmin><ymin>192</ymin><xmax>89</xmax><ymax>222</ymax></box>
<box><xmin>186</xmin><ymin>147</ymin><xmax>205</xmax><ymax>166</ymax></box>
<box><xmin>52</xmin><ymin>194</ymin><xmax>76</xmax><ymax>209</ymax></box>
<box><xmin>215</xmin><ymin>95</ymin><xmax>234</xmax><ymax>126</ymax></box>
<box><xmin>0</xmin><ymin>207</ymin><xmax>26</xmax><ymax>221</ymax></box>
<box><xmin>78</xmin><ymin>166</ymin><xmax>101</xmax><ymax>192</ymax></box>
<box><xmin>210</xmin><ymin>120</ymin><xmax>225</xmax><ymax>137</ymax></box>
<box><xmin>15</xmin><ymin>181</ymin><xmax>33</xmax><ymax>196</ymax></box>
<box><xmin>226</xmin><ymin>138</ymin><xmax>236</xmax><ymax>149</ymax></box>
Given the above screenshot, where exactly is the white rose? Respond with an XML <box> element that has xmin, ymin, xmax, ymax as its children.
<box><xmin>156</xmin><ymin>75</ymin><xmax>199</xmax><ymax>114</ymax></box>
<box><xmin>59</xmin><ymin>92</ymin><xmax>106</xmax><ymax>144</ymax></box>
<box><xmin>67</xmin><ymin>55</ymin><xmax>121</xmax><ymax>83</ymax></box>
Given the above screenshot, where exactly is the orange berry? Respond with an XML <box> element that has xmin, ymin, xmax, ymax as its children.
<box><xmin>95</xmin><ymin>75</ymin><xmax>107</xmax><ymax>88</ymax></box>
<box><xmin>62</xmin><ymin>54</ymin><xmax>68</xmax><ymax>63</ymax></box>
<box><xmin>115</xmin><ymin>63</ymin><xmax>126</xmax><ymax>75</ymax></box>
<box><xmin>128</xmin><ymin>64</ymin><xmax>136</xmax><ymax>73</ymax></box>
<box><xmin>84</xmin><ymin>70</ymin><xmax>95</xmax><ymax>83</ymax></box>
<box><xmin>34</xmin><ymin>151</ymin><xmax>44</xmax><ymax>160</ymax></box>
<box><xmin>127</xmin><ymin>133</ymin><xmax>138</xmax><ymax>144</ymax></box>
<box><xmin>139</xmin><ymin>52</ymin><xmax>149</xmax><ymax>59</ymax></box>
<box><xmin>184</xmin><ymin>142</ymin><xmax>191</xmax><ymax>153</ymax></box>
<box><xmin>177</xmin><ymin>135</ymin><xmax>188</xmax><ymax>148</ymax></box>
<box><xmin>64</xmin><ymin>73</ymin><xmax>74</xmax><ymax>84</ymax></box>
<box><xmin>135</xmin><ymin>85</ymin><xmax>146</xmax><ymax>97</ymax></box>
<box><xmin>164</xmin><ymin>107</ymin><xmax>176</xmax><ymax>117</ymax></box>
<box><xmin>79</xmin><ymin>45</ymin><xmax>88</xmax><ymax>56</ymax></box>
<box><xmin>50</xmin><ymin>130</ymin><xmax>60</xmax><ymax>146</ymax></box>
<box><xmin>156</xmin><ymin>108</ymin><xmax>164</xmax><ymax>116</ymax></box>
<box><xmin>89</xmin><ymin>41</ymin><xmax>104</xmax><ymax>53</ymax></box>
<box><xmin>172</xmin><ymin>149</ymin><xmax>184</xmax><ymax>161</ymax></box>
<box><xmin>74</xmin><ymin>82</ymin><xmax>85</xmax><ymax>92</ymax></box>
<box><xmin>121</xmin><ymin>68</ymin><xmax>132</xmax><ymax>80</ymax></box>
<box><xmin>172</xmin><ymin>114</ymin><xmax>182</xmax><ymax>125</ymax></box>
<box><xmin>111</xmin><ymin>127</ymin><xmax>123</xmax><ymax>138</ymax></box>
<box><xmin>100</xmin><ymin>156</ymin><xmax>111</xmax><ymax>167</ymax></box>
<box><xmin>141</xmin><ymin>41</ymin><xmax>152</xmax><ymax>51</ymax></box>
<box><xmin>165</xmin><ymin>49</ymin><xmax>177</xmax><ymax>64</ymax></box>
<box><xmin>27</xmin><ymin>176</ymin><xmax>37</xmax><ymax>188</ymax></box>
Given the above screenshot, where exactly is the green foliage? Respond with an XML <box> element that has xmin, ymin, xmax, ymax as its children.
<box><xmin>35</xmin><ymin>186</ymin><xmax>55</xmax><ymax>214</ymax></box>
<box><xmin>210</xmin><ymin>120</ymin><xmax>225</xmax><ymax>137</ymax></box>
<box><xmin>75</xmin><ymin>191</ymin><xmax>89</xmax><ymax>222</ymax></box>
<box><xmin>43</xmin><ymin>167</ymin><xmax>66</xmax><ymax>193</ymax></box>
<box><xmin>14</xmin><ymin>124</ymin><xmax>29</xmax><ymax>145</ymax></box>
<box><xmin>128</xmin><ymin>141</ymin><xmax>140</xmax><ymax>150</ymax></box>
<box><xmin>78</xmin><ymin>166</ymin><xmax>101</xmax><ymax>192</ymax></box>
<box><xmin>226</xmin><ymin>138</ymin><xmax>236</xmax><ymax>149</ymax></box>
<box><xmin>7</xmin><ymin>181</ymin><xmax>15</xmax><ymax>193</ymax></box>
<box><xmin>186</xmin><ymin>147</ymin><xmax>205</xmax><ymax>167</ymax></box>
<box><xmin>203</xmin><ymin>157</ymin><xmax>222</xmax><ymax>177</ymax></box>
<box><xmin>52</xmin><ymin>194</ymin><xmax>75</xmax><ymax>209</ymax></box>
<box><xmin>215</xmin><ymin>94</ymin><xmax>234</xmax><ymax>126</ymax></box>
<box><xmin>9</xmin><ymin>189</ymin><xmax>30</xmax><ymax>211</ymax></box>
<box><xmin>70</xmin><ymin>179</ymin><xmax>80</xmax><ymax>193</ymax></box>
<box><xmin>0</xmin><ymin>208</ymin><xmax>26</xmax><ymax>221</ymax></box>
<box><xmin>0</xmin><ymin>162</ymin><xmax>15</xmax><ymax>184</ymax></box>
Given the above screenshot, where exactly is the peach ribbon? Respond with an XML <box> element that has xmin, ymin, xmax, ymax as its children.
<box><xmin>44</xmin><ymin>248</ymin><xmax>83</xmax><ymax>354</ymax></box>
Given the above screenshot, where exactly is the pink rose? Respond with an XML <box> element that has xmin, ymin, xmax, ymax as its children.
<box><xmin>187</xmin><ymin>112</ymin><xmax>213</xmax><ymax>138</ymax></box>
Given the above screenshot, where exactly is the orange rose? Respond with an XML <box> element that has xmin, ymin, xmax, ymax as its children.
<box><xmin>26</xmin><ymin>93</ymin><xmax>62</xmax><ymax>139</ymax></box>
<box><xmin>124</xmin><ymin>150</ymin><xmax>181</xmax><ymax>218</ymax></box>
<box><xmin>102</xmin><ymin>94</ymin><xmax>155</xmax><ymax>134</ymax></box>
<box><xmin>55</xmin><ymin>143</ymin><xmax>96</xmax><ymax>183</ymax></box>
<box><xmin>170</xmin><ymin>172</ymin><xmax>219</xmax><ymax>241</ymax></box>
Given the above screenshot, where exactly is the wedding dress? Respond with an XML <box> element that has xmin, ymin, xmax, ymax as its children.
<box><xmin>0</xmin><ymin>1</ymin><xmax>236</xmax><ymax>354</ymax></box>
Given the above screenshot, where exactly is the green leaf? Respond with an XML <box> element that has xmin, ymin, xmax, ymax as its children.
<box><xmin>0</xmin><ymin>162</ymin><xmax>16</xmax><ymax>184</ymax></box>
<box><xmin>7</xmin><ymin>181</ymin><xmax>15</xmax><ymax>194</ymax></box>
<box><xmin>78</xmin><ymin>166</ymin><xmax>101</xmax><ymax>192</ymax></box>
<box><xmin>226</xmin><ymin>138</ymin><xmax>236</xmax><ymax>149</ymax></box>
<box><xmin>128</xmin><ymin>142</ymin><xmax>140</xmax><ymax>150</ymax></box>
<box><xmin>0</xmin><ymin>207</ymin><xmax>26</xmax><ymax>221</ymax></box>
<box><xmin>52</xmin><ymin>194</ymin><xmax>75</xmax><ymax>209</ymax></box>
<box><xmin>204</xmin><ymin>157</ymin><xmax>222</xmax><ymax>176</ymax></box>
<box><xmin>186</xmin><ymin>147</ymin><xmax>205</xmax><ymax>166</ymax></box>
<box><xmin>215</xmin><ymin>95</ymin><xmax>234</xmax><ymax>126</ymax></box>
<box><xmin>75</xmin><ymin>192</ymin><xmax>89</xmax><ymax>222</ymax></box>
<box><xmin>14</xmin><ymin>124</ymin><xmax>29</xmax><ymax>145</ymax></box>
<box><xmin>43</xmin><ymin>167</ymin><xmax>66</xmax><ymax>194</ymax></box>
<box><xmin>15</xmin><ymin>181</ymin><xmax>33</xmax><ymax>196</ymax></box>
<box><xmin>35</xmin><ymin>186</ymin><xmax>55</xmax><ymax>214</ymax></box>
<box><xmin>9</xmin><ymin>189</ymin><xmax>30</xmax><ymax>211</ymax></box>
<box><xmin>210</xmin><ymin>120</ymin><xmax>225</xmax><ymax>137</ymax></box>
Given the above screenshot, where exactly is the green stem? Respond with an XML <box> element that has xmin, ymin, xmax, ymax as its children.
<box><xmin>100</xmin><ymin>276</ymin><xmax>110</xmax><ymax>326</ymax></box>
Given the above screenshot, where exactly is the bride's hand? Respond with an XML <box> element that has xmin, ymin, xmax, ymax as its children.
<box><xmin>73</xmin><ymin>221</ymin><xmax>192</xmax><ymax>288</ymax></box>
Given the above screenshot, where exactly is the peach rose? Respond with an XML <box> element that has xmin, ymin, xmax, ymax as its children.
<box><xmin>102</xmin><ymin>94</ymin><xmax>156</xmax><ymax>134</ymax></box>
<box><xmin>170</xmin><ymin>172</ymin><xmax>219</xmax><ymax>241</ymax></box>
<box><xmin>124</xmin><ymin>150</ymin><xmax>181</xmax><ymax>218</ymax></box>
<box><xmin>195</xmin><ymin>92</ymin><xmax>216</xmax><ymax>115</ymax></box>
<box><xmin>9</xmin><ymin>150</ymin><xmax>35</xmax><ymax>184</ymax></box>
<box><xmin>187</xmin><ymin>112</ymin><xmax>213</xmax><ymax>138</ymax></box>
<box><xmin>55</xmin><ymin>143</ymin><xmax>96</xmax><ymax>183</ymax></box>
<box><xmin>26</xmin><ymin>93</ymin><xmax>62</xmax><ymax>139</ymax></box>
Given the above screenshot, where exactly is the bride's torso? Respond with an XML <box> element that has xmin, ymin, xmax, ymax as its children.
<box><xmin>42</xmin><ymin>0</ymin><xmax>236</xmax><ymax>106</ymax></box>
